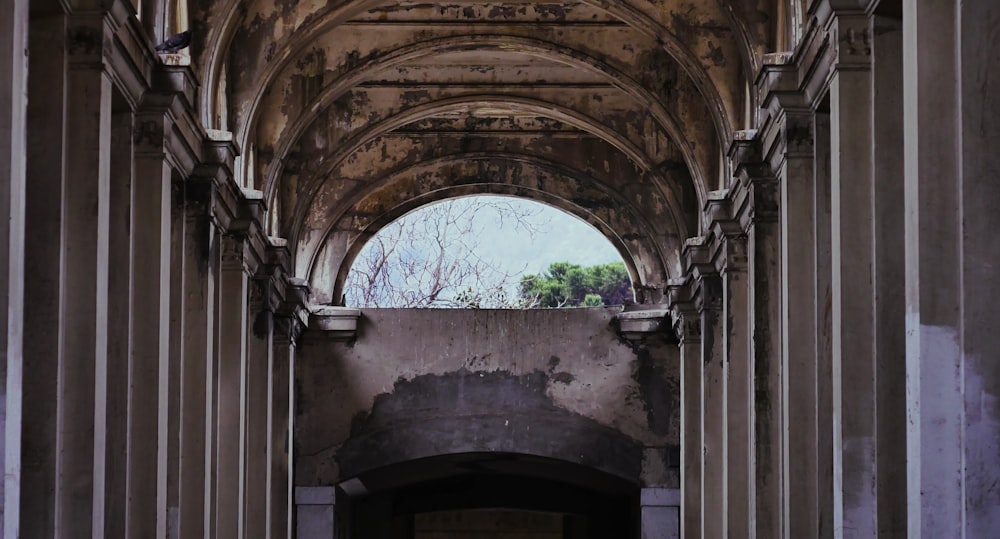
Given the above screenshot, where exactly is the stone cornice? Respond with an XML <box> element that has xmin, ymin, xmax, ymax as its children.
<box><xmin>309</xmin><ymin>306</ymin><xmax>362</xmax><ymax>341</ymax></box>
<box><xmin>104</xmin><ymin>0</ymin><xmax>155</xmax><ymax>110</ymax></box>
<box><xmin>614</xmin><ymin>305</ymin><xmax>675</xmax><ymax>345</ymax></box>
<box><xmin>666</xmin><ymin>278</ymin><xmax>700</xmax><ymax>344</ymax></box>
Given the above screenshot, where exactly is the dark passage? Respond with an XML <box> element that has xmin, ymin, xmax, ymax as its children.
<box><xmin>340</xmin><ymin>453</ymin><xmax>639</xmax><ymax>539</ymax></box>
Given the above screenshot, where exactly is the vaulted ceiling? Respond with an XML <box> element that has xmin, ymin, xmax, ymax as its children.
<box><xmin>190</xmin><ymin>0</ymin><xmax>781</xmax><ymax>303</ymax></box>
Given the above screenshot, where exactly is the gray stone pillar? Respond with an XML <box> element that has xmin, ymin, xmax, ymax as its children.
<box><xmin>685</xmin><ymin>237</ymin><xmax>724</xmax><ymax>539</ymax></box>
<box><xmin>708</xmin><ymin>192</ymin><xmax>752</xmax><ymax>538</ymax></box>
<box><xmin>668</xmin><ymin>282</ymin><xmax>700</xmax><ymax>539</ymax></box>
<box><xmin>904</xmin><ymin>1</ymin><xmax>1000</xmax><ymax>535</ymax></box>
<box><xmin>742</xmin><ymin>162</ymin><xmax>783</xmax><ymax>539</ymax></box>
<box><xmin>828</xmin><ymin>11</ymin><xmax>876</xmax><ymax>536</ymax></box>
<box><xmin>812</xmin><ymin>110</ymin><xmax>834</xmax><ymax>539</ymax></box>
<box><xmin>778</xmin><ymin>109</ymin><xmax>820</xmax><ymax>537</ymax></box>
<box><xmin>295</xmin><ymin>487</ymin><xmax>336</xmax><ymax>539</ymax></box>
<box><xmin>127</xmin><ymin>103</ymin><xmax>175</xmax><ymax>539</ymax></box>
<box><xmin>871</xmin><ymin>12</ymin><xmax>906</xmax><ymax>538</ymax></box>
<box><xmin>0</xmin><ymin>0</ymin><xmax>28</xmax><ymax>534</ymax></box>
<box><xmin>177</xmin><ymin>177</ymin><xmax>215</xmax><ymax>539</ymax></box>
<box><xmin>22</xmin><ymin>11</ymin><xmax>67</xmax><ymax>537</ymax></box>
<box><xmin>270</xmin><ymin>312</ymin><xmax>300</xmax><ymax>539</ymax></box>
<box><xmin>246</xmin><ymin>278</ymin><xmax>273</xmax><ymax>538</ymax></box>
<box><xmin>215</xmin><ymin>233</ymin><xmax>250</xmax><ymax>539</ymax></box>
<box><xmin>641</xmin><ymin>488</ymin><xmax>680</xmax><ymax>539</ymax></box>
<box><xmin>59</xmin><ymin>13</ymin><xmax>113</xmax><ymax>537</ymax></box>
<box><xmin>103</xmin><ymin>110</ymin><xmax>133</xmax><ymax>539</ymax></box>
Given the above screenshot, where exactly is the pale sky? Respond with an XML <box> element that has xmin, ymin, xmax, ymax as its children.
<box><xmin>346</xmin><ymin>195</ymin><xmax>626</xmax><ymax>306</ymax></box>
<box><xmin>467</xmin><ymin>196</ymin><xmax>624</xmax><ymax>276</ymax></box>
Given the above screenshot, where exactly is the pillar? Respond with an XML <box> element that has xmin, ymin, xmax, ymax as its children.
<box><xmin>0</xmin><ymin>0</ymin><xmax>28</xmax><ymax>534</ymax></box>
<box><xmin>742</xmin><ymin>160</ymin><xmax>782</xmax><ymax>539</ymax></box>
<box><xmin>56</xmin><ymin>13</ymin><xmax>113</xmax><ymax>537</ymax></box>
<box><xmin>103</xmin><ymin>108</ymin><xmax>133</xmax><ymax>539</ymax></box>
<box><xmin>295</xmin><ymin>487</ymin><xmax>336</xmax><ymax>539</ymax></box>
<box><xmin>246</xmin><ymin>278</ymin><xmax>273</xmax><ymax>537</ymax></box>
<box><xmin>828</xmin><ymin>11</ymin><xmax>876</xmax><ymax>536</ymax></box>
<box><xmin>685</xmin><ymin>236</ymin><xmax>724</xmax><ymax>539</ymax></box>
<box><xmin>215</xmin><ymin>232</ymin><xmax>250</xmax><ymax>539</ymax></box>
<box><xmin>22</xmin><ymin>8</ymin><xmax>67</xmax><ymax>536</ymax></box>
<box><xmin>778</xmin><ymin>109</ymin><xmax>819</xmax><ymax>537</ymax></box>
<box><xmin>669</xmin><ymin>282</ymin><xmax>700</xmax><ymax>539</ymax></box>
<box><xmin>904</xmin><ymin>0</ymin><xmax>1000</xmax><ymax>535</ymax></box>
<box><xmin>956</xmin><ymin>1</ymin><xmax>1000</xmax><ymax>532</ymax></box>
<box><xmin>812</xmin><ymin>109</ymin><xmax>834</xmax><ymax>539</ymax></box>
<box><xmin>641</xmin><ymin>488</ymin><xmax>681</xmax><ymax>539</ymax></box>
<box><xmin>270</xmin><ymin>311</ymin><xmax>299</xmax><ymax>539</ymax></box>
<box><xmin>871</xmin><ymin>10</ymin><xmax>906</xmax><ymax>537</ymax></box>
<box><xmin>126</xmin><ymin>103</ymin><xmax>174</xmax><ymax>539</ymax></box>
<box><xmin>700</xmin><ymin>272</ymin><xmax>724</xmax><ymax>539</ymax></box>
<box><xmin>708</xmin><ymin>194</ymin><xmax>752</xmax><ymax>538</ymax></box>
<box><xmin>177</xmin><ymin>177</ymin><xmax>215</xmax><ymax>539</ymax></box>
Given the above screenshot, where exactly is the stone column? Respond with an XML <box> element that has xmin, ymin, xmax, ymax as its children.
<box><xmin>777</xmin><ymin>109</ymin><xmax>819</xmax><ymax>538</ymax></box>
<box><xmin>641</xmin><ymin>488</ymin><xmax>680</xmax><ymax>539</ymax></box>
<box><xmin>270</xmin><ymin>276</ymin><xmax>306</xmax><ymax>539</ymax></box>
<box><xmin>956</xmin><ymin>2</ymin><xmax>1000</xmax><ymax>533</ymax></box>
<box><xmin>828</xmin><ymin>11</ymin><xmax>876</xmax><ymax>536</ymax></box>
<box><xmin>871</xmin><ymin>12</ymin><xmax>906</xmax><ymax>538</ymax></box>
<box><xmin>215</xmin><ymin>232</ymin><xmax>250</xmax><ymax>539</ymax></box>
<box><xmin>707</xmin><ymin>192</ymin><xmax>752</xmax><ymax>539</ymax></box>
<box><xmin>269</xmin><ymin>312</ymin><xmax>299</xmax><ymax>539</ymax></box>
<box><xmin>685</xmin><ymin>237</ymin><xmax>724</xmax><ymax>539</ymax></box>
<box><xmin>812</xmin><ymin>110</ymin><xmax>834</xmax><ymax>539</ymax></box>
<box><xmin>668</xmin><ymin>281</ymin><xmax>700</xmax><ymax>539</ymax></box>
<box><xmin>22</xmin><ymin>10</ymin><xmax>67</xmax><ymax>537</ymax></box>
<box><xmin>295</xmin><ymin>487</ymin><xmax>336</xmax><ymax>539</ymax></box>
<box><xmin>166</xmin><ymin>171</ymin><xmax>185</xmax><ymax>538</ymax></box>
<box><xmin>102</xmin><ymin>109</ymin><xmax>133</xmax><ymax>539</ymax></box>
<box><xmin>246</xmin><ymin>277</ymin><xmax>273</xmax><ymax>538</ymax></box>
<box><xmin>126</xmin><ymin>103</ymin><xmax>175</xmax><ymax>539</ymax></box>
<box><xmin>177</xmin><ymin>176</ymin><xmax>215</xmax><ymax>539</ymax></box>
<box><xmin>59</xmin><ymin>13</ymin><xmax>113</xmax><ymax>538</ymax></box>
<box><xmin>0</xmin><ymin>0</ymin><xmax>27</xmax><ymax>533</ymax></box>
<box><xmin>904</xmin><ymin>1</ymin><xmax>1000</xmax><ymax>535</ymax></box>
<box><xmin>735</xmin><ymin>149</ymin><xmax>782</xmax><ymax>539</ymax></box>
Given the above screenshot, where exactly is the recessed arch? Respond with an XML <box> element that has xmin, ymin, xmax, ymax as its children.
<box><xmin>301</xmin><ymin>154</ymin><xmax>681</xmax><ymax>304</ymax></box>
<box><xmin>198</xmin><ymin>0</ymin><xmax>736</xmax><ymax>156</ymax></box>
<box><xmin>282</xmin><ymin>92</ymin><xmax>700</xmax><ymax>245</ymax></box>
<box><xmin>258</xmin><ymin>35</ymin><xmax>715</xmax><ymax>206</ymax></box>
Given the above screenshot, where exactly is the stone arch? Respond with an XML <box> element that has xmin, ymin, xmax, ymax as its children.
<box><xmin>258</xmin><ymin>35</ymin><xmax>716</xmax><ymax>208</ymax></box>
<box><xmin>196</xmin><ymin>0</ymin><xmax>738</xmax><ymax>158</ymax></box>
<box><xmin>302</xmin><ymin>157</ymin><xmax>680</xmax><ymax>305</ymax></box>
<box><xmin>283</xmin><ymin>93</ymin><xmax>699</xmax><ymax>246</ymax></box>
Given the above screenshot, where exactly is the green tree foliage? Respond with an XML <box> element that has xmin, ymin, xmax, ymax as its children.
<box><xmin>518</xmin><ymin>261</ymin><xmax>633</xmax><ymax>308</ymax></box>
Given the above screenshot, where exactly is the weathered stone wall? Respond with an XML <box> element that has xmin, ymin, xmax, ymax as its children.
<box><xmin>295</xmin><ymin>307</ymin><xmax>679</xmax><ymax>489</ymax></box>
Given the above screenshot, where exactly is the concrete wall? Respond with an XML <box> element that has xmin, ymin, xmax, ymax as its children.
<box><xmin>295</xmin><ymin>307</ymin><xmax>679</xmax><ymax>489</ymax></box>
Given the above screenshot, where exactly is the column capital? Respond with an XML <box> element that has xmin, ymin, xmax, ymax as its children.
<box><xmin>829</xmin><ymin>12</ymin><xmax>872</xmax><ymax>69</ymax></box>
<box><xmin>274</xmin><ymin>277</ymin><xmax>310</xmax><ymax>347</ymax></box>
<box><xmin>667</xmin><ymin>278</ymin><xmax>701</xmax><ymax>345</ymax></box>
<box><xmin>614</xmin><ymin>306</ymin><xmax>675</xmax><ymax>345</ymax></box>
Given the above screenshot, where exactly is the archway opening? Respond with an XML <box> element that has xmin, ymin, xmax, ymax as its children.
<box><xmin>343</xmin><ymin>195</ymin><xmax>634</xmax><ymax>308</ymax></box>
<box><xmin>339</xmin><ymin>452</ymin><xmax>639</xmax><ymax>539</ymax></box>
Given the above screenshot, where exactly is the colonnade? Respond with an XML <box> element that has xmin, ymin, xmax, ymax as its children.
<box><xmin>670</xmin><ymin>2</ymin><xmax>1000</xmax><ymax>537</ymax></box>
<box><xmin>0</xmin><ymin>0</ymin><xmax>306</xmax><ymax>537</ymax></box>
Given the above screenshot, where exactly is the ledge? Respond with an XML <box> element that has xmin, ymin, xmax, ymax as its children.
<box><xmin>615</xmin><ymin>306</ymin><xmax>671</xmax><ymax>343</ymax></box>
<box><xmin>309</xmin><ymin>306</ymin><xmax>362</xmax><ymax>340</ymax></box>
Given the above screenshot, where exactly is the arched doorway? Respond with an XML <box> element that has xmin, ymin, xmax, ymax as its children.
<box><xmin>334</xmin><ymin>453</ymin><xmax>638</xmax><ymax>538</ymax></box>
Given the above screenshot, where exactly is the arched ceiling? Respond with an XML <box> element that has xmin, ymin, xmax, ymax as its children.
<box><xmin>189</xmin><ymin>0</ymin><xmax>779</xmax><ymax>303</ymax></box>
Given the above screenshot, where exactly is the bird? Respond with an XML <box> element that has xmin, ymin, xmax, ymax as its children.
<box><xmin>155</xmin><ymin>30</ymin><xmax>191</xmax><ymax>53</ymax></box>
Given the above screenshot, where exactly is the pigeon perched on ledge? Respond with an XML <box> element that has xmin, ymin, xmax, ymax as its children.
<box><xmin>155</xmin><ymin>30</ymin><xmax>191</xmax><ymax>53</ymax></box>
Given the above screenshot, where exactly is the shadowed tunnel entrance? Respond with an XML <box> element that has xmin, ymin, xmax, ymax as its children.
<box><xmin>339</xmin><ymin>453</ymin><xmax>639</xmax><ymax>538</ymax></box>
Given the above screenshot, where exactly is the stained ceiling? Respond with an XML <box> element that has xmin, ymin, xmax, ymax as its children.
<box><xmin>190</xmin><ymin>0</ymin><xmax>779</xmax><ymax>304</ymax></box>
